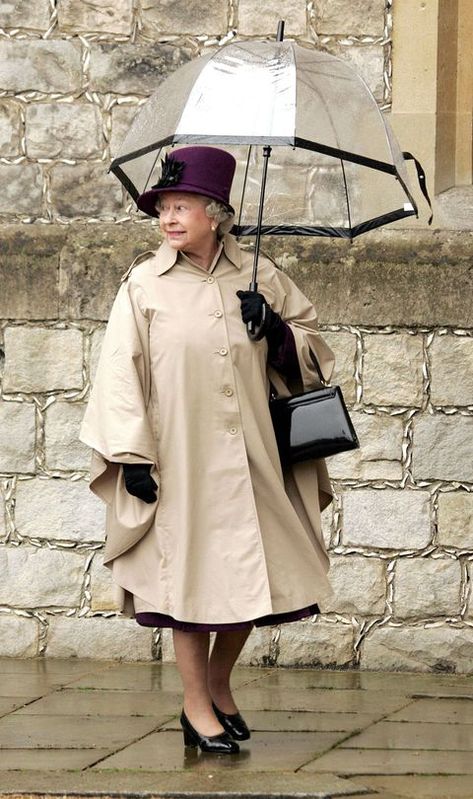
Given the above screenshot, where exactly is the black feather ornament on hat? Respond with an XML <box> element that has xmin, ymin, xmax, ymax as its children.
<box><xmin>152</xmin><ymin>154</ymin><xmax>185</xmax><ymax>189</ymax></box>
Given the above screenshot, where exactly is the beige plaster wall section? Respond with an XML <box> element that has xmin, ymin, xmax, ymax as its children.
<box><xmin>455</xmin><ymin>0</ymin><xmax>473</xmax><ymax>185</ymax></box>
<box><xmin>391</xmin><ymin>0</ymin><xmax>472</xmax><ymax>195</ymax></box>
<box><xmin>435</xmin><ymin>0</ymin><xmax>458</xmax><ymax>194</ymax></box>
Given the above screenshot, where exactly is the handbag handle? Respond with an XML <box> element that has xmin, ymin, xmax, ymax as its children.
<box><xmin>310</xmin><ymin>351</ymin><xmax>330</xmax><ymax>388</ymax></box>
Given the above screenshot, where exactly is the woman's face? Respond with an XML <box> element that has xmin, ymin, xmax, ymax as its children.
<box><xmin>158</xmin><ymin>192</ymin><xmax>216</xmax><ymax>256</ymax></box>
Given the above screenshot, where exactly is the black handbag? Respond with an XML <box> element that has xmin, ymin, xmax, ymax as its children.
<box><xmin>269</xmin><ymin>382</ymin><xmax>359</xmax><ymax>465</ymax></box>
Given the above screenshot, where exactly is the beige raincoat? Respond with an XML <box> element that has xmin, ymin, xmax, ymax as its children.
<box><xmin>80</xmin><ymin>234</ymin><xmax>335</xmax><ymax>624</ymax></box>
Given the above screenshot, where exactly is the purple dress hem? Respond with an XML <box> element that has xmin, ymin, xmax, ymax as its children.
<box><xmin>135</xmin><ymin>602</ymin><xmax>320</xmax><ymax>632</ymax></box>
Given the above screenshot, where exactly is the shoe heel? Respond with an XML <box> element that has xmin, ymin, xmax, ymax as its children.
<box><xmin>183</xmin><ymin>727</ymin><xmax>198</xmax><ymax>747</ymax></box>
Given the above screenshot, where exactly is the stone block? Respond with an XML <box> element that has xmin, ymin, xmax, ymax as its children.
<box><xmin>46</xmin><ymin>616</ymin><xmax>153</xmax><ymax>661</ymax></box>
<box><xmin>0</xmin><ymin>402</ymin><xmax>35</xmax><ymax>472</ymax></box>
<box><xmin>26</xmin><ymin>103</ymin><xmax>102</xmax><ymax>160</ymax></box>
<box><xmin>110</xmin><ymin>105</ymin><xmax>137</xmax><ymax>158</ymax></box>
<box><xmin>50</xmin><ymin>164</ymin><xmax>123</xmax><ymax>219</ymax></box>
<box><xmin>430</xmin><ymin>335</ymin><xmax>473</xmax><ymax>406</ymax></box>
<box><xmin>0</xmin><ymin>1</ymin><xmax>50</xmax><ymax>29</ymax></box>
<box><xmin>412</xmin><ymin>415</ymin><xmax>473</xmax><ymax>482</ymax></box>
<box><xmin>321</xmin><ymin>503</ymin><xmax>333</xmax><ymax>549</ymax></box>
<box><xmin>0</xmin><ymin>163</ymin><xmax>43</xmax><ymax>216</ymax></box>
<box><xmin>89</xmin><ymin>43</ymin><xmax>192</xmax><ymax>96</ymax></box>
<box><xmin>393</xmin><ymin>558</ymin><xmax>462</xmax><ymax>619</ymax></box>
<box><xmin>0</xmin><ymin>257</ymin><xmax>59</xmax><ymax>320</ymax></box>
<box><xmin>323</xmin><ymin>44</ymin><xmax>385</xmax><ymax>102</ymax></box>
<box><xmin>264</xmin><ymin>231</ymin><xmax>473</xmax><ymax>328</ymax></box>
<box><xmin>0</xmin><ymin>546</ymin><xmax>85</xmax><ymax>607</ymax></box>
<box><xmin>323</xmin><ymin>556</ymin><xmax>386</xmax><ymax>616</ymax></box>
<box><xmin>278</xmin><ymin>619</ymin><xmax>355</xmax><ymax>667</ymax></box>
<box><xmin>237</xmin><ymin>626</ymin><xmax>273</xmax><ymax>666</ymax></box>
<box><xmin>89</xmin><ymin>553</ymin><xmax>120</xmax><ymax>611</ymax></box>
<box><xmin>342</xmin><ymin>488</ymin><xmax>431</xmax><ymax>550</ymax></box>
<box><xmin>239</xmin><ymin>0</ymin><xmax>306</xmax><ymax>36</ymax></box>
<box><xmin>0</xmin><ymin>102</ymin><xmax>21</xmax><ymax>156</ymax></box>
<box><xmin>328</xmin><ymin>412</ymin><xmax>403</xmax><ymax>480</ymax></box>
<box><xmin>315</xmin><ymin>0</ymin><xmax>385</xmax><ymax>36</ymax></box>
<box><xmin>361</xmin><ymin>624</ymin><xmax>473</xmax><ymax>673</ymax></box>
<box><xmin>3</xmin><ymin>327</ymin><xmax>83</xmax><ymax>393</ymax></box>
<box><xmin>363</xmin><ymin>333</ymin><xmax>424</xmax><ymax>407</ymax></box>
<box><xmin>90</xmin><ymin>328</ymin><xmax>105</xmax><ymax>383</ymax></box>
<box><xmin>437</xmin><ymin>492</ymin><xmax>473</xmax><ymax>549</ymax></box>
<box><xmin>59</xmin><ymin>227</ymin><xmax>159</xmax><ymax>321</ymax></box>
<box><xmin>15</xmin><ymin>477</ymin><xmax>105</xmax><ymax>542</ymax></box>
<box><xmin>141</xmin><ymin>0</ymin><xmax>228</xmax><ymax>35</ymax></box>
<box><xmin>0</xmin><ymin>40</ymin><xmax>81</xmax><ymax>93</ymax></box>
<box><xmin>0</xmin><ymin>615</ymin><xmax>38</xmax><ymax>657</ymax></box>
<box><xmin>44</xmin><ymin>401</ymin><xmax>90</xmax><ymax>471</ymax></box>
<box><xmin>58</xmin><ymin>0</ymin><xmax>133</xmax><ymax>34</ymax></box>
<box><xmin>0</xmin><ymin>483</ymin><xmax>6</xmax><ymax>538</ymax></box>
<box><xmin>321</xmin><ymin>331</ymin><xmax>357</xmax><ymax>404</ymax></box>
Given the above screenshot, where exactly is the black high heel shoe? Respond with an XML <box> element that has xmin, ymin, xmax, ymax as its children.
<box><xmin>212</xmin><ymin>701</ymin><xmax>251</xmax><ymax>741</ymax></box>
<box><xmin>180</xmin><ymin>710</ymin><xmax>240</xmax><ymax>754</ymax></box>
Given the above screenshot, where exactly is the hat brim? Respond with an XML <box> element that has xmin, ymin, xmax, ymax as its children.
<box><xmin>137</xmin><ymin>186</ymin><xmax>235</xmax><ymax>219</ymax></box>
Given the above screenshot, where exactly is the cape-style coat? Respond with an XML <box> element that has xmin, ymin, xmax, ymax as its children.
<box><xmin>79</xmin><ymin>234</ymin><xmax>336</xmax><ymax>624</ymax></box>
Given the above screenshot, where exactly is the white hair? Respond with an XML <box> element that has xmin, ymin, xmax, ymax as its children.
<box><xmin>204</xmin><ymin>199</ymin><xmax>234</xmax><ymax>235</ymax></box>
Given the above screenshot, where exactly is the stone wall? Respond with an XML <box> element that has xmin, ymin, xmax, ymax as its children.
<box><xmin>1</xmin><ymin>1</ymin><xmax>473</xmax><ymax>671</ymax></box>
<box><xmin>0</xmin><ymin>0</ymin><xmax>391</xmax><ymax>224</ymax></box>
<box><xmin>1</xmin><ymin>226</ymin><xmax>473</xmax><ymax>672</ymax></box>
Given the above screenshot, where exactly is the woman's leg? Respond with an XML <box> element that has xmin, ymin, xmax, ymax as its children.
<box><xmin>173</xmin><ymin>629</ymin><xmax>224</xmax><ymax>736</ymax></box>
<box><xmin>208</xmin><ymin>628</ymin><xmax>252</xmax><ymax>713</ymax></box>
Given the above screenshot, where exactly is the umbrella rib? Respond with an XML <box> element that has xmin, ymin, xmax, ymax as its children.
<box><xmin>340</xmin><ymin>158</ymin><xmax>352</xmax><ymax>231</ymax></box>
<box><xmin>236</xmin><ymin>146</ymin><xmax>252</xmax><ymax>235</ymax></box>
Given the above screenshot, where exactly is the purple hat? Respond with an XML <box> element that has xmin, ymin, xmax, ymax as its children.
<box><xmin>137</xmin><ymin>146</ymin><xmax>236</xmax><ymax>218</ymax></box>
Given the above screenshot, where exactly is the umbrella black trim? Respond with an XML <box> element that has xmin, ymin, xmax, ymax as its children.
<box><xmin>231</xmin><ymin>206</ymin><xmax>417</xmax><ymax>240</ymax></box>
<box><xmin>111</xmin><ymin>163</ymin><xmax>141</xmax><ymax>202</ymax></box>
<box><xmin>110</xmin><ymin>134</ymin><xmax>398</xmax><ymax>176</ymax></box>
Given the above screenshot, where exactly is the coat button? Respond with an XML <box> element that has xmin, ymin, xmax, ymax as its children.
<box><xmin>224</xmin><ymin>387</ymin><xmax>234</xmax><ymax>397</ymax></box>
<box><xmin>219</xmin><ymin>347</ymin><xmax>228</xmax><ymax>356</ymax></box>
<box><xmin>229</xmin><ymin>427</ymin><xmax>238</xmax><ymax>435</ymax></box>
<box><xmin>214</xmin><ymin>310</ymin><xmax>223</xmax><ymax>318</ymax></box>
<box><xmin>207</xmin><ymin>276</ymin><xmax>215</xmax><ymax>284</ymax></box>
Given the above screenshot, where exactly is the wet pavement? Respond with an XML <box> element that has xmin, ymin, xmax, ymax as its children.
<box><xmin>0</xmin><ymin>658</ymin><xmax>472</xmax><ymax>798</ymax></box>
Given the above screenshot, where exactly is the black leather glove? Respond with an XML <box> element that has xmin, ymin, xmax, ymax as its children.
<box><xmin>122</xmin><ymin>463</ymin><xmax>158</xmax><ymax>504</ymax></box>
<box><xmin>236</xmin><ymin>290</ymin><xmax>284</xmax><ymax>341</ymax></box>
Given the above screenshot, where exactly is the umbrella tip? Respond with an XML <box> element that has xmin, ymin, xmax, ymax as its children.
<box><xmin>276</xmin><ymin>20</ymin><xmax>285</xmax><ymax>41</ymax></box>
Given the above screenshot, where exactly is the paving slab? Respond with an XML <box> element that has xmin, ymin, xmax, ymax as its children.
<box><xmin>0</xmin><ymin>748</ymin><xmax>113</xmax><ymax>770</ymax></box>
<box><xmin>302</xmin><ymin>747</ymin><xmax>473</xmax><ymax>774</ymax></box>
<box><xmin>349</xmin><ymin>774</ymin><xmax>473</xmax><ymax>798</ymax></box>
<box><xmin>232</xmin><ymin>686</ymin><xmax>411</xmax><ymax>715</ymax></box>
<box><xmin>14</xmin><ymin>688</ymin><xmax>181</xmax><ymax>717</ymax></box>
<box><xmin>0</xmin><ymin>769</ymin><xmax>372</xmax><ymax>796</ymax></box>
<box><xmin>162</xmin><ymin>709</ymin><xmax>381</xmax><ymax>733</ymax></box>
<box><xmin>93</xmin><ymin>729</ymin><xmax>347</xmax><ymax>772</ymax></box>
<box><xmin>0</xmin><ymin>714</ymin><xmax>164</xmax><ymax>749</ymax></box>
<box><xmin>0</xmin><ymin>656</ymin><xmax>112</xmax><ymax>676</ymax></box>
<box><xmin>0</xmin><ymin>697</ymin><xmax>33</xmax><ymax>716</ymax></box>
<box><xmin>339</xmin><ymin>720</ymin><xmax>473</xmax><ymax>751</ymax></box>
<box><xmin>387</xmin><ymin>697</ymin><xmax>473</xmax><ymax>724</ymax></box>
<box><xmin>1</xmin><ymin>660</ymin><xmax>473</xmax><ymax>797</ymax></box>
<box><xmin>70</xmin><ymin>663</ymin><xmax>271</xmax><ymax>693</ymax></box>
<box><xmin>0</xmin><ymin>675</ymin><xmax>58</xmax><ymax>698</ymax></box>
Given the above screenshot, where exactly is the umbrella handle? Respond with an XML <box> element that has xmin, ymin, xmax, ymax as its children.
<box><xmin>246</xmin><ymin>280</ymin><xmax>267</xmax><ymax>341</ymax></box>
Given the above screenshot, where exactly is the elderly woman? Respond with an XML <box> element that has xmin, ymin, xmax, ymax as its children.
<box><xmin>80</xmin><ymin>146</ymin><xmax>335</xmax><ymax>755</ymax></box>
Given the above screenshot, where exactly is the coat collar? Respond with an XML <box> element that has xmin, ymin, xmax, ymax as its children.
<box><xmin>154</xmin><ymin>234</ymin><xmax>242</xmax><ymax>276</ymax></box>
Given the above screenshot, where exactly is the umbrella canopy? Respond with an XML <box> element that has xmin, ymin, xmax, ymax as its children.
<box><xmin>110</xmin><ymin>38</ymin><xmax>418</xmax><ymax>239</ymax></box>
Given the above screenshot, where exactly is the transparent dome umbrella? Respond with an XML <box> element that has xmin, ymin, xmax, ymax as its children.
<box><xmin>110</xmin><ymin>22</ymin><xmax>431</xmax><ymax>336</ymax></box>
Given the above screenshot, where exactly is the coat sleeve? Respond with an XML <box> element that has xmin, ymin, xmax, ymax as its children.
<box><xmin>270</xmin><ymin>268</ymin><xmax>335</xmax><ymax>392</ymax></box>
<box><xmin>79</xmin><ymin>277</ymin><xmax>158</xmax><ymax>508</ymax></box>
